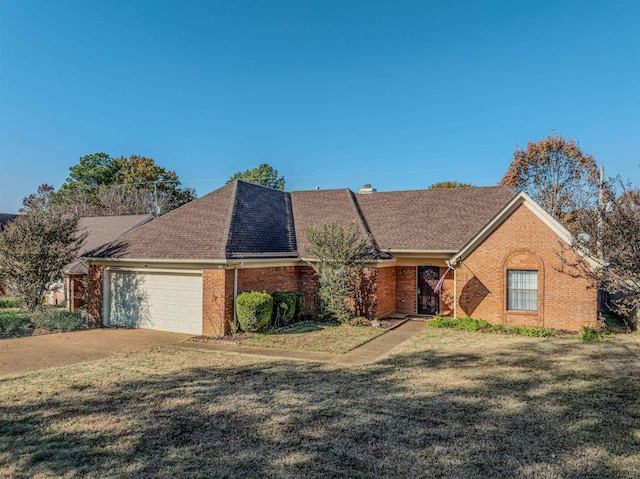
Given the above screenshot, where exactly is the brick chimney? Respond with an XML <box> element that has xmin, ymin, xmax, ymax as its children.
<box><xmin>357</xmin><ymin>184</ymin><xmax>377</xmax><ymax>194</ymax></box>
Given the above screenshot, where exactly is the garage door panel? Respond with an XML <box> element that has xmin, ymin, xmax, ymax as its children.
<box><xmin>108</xmin><ymin>272</ymin><xmax>202</xmax><ymax>335</ymax></box>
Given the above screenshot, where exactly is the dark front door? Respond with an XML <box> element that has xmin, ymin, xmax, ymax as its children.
<box><xmin>418</xmin><ymin>266</ymin><xmax>440</xmax><ymax>315</ymax></box>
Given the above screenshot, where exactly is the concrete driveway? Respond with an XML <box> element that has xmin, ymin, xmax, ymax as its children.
<box><xmin>0</xmin><ymin>328</ymin><xmax>193</xmax><ymax>376</ymax></box>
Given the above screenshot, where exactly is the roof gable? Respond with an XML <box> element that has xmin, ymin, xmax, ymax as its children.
<box><xmin>450</xmin><ymin>191</ymin><xmax>601</xmax><ymax>268</ymax></box>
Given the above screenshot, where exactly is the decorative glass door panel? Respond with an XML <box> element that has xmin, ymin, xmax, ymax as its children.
<box><xmin>417</xmin><ymin>266</ymin><xmax>440</xmax><ymax>315</ymax></box>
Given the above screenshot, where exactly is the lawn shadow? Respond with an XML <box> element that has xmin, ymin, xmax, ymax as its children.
<box><xmin>1</xmin><ymin>337</ymin><xmax>638</xmax><ymax>478</ymax></box>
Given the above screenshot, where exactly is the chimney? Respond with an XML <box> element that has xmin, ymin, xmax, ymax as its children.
<box><xmin>357</xmin><ymin>184</ymin><xmax>377</xmax><ymax>194</ymax></box>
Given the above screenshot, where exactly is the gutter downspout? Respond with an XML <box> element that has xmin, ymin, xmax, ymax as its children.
<box><xmin>233</xmin><ymin>262</ymin><xmax>243</xmax><ymax>329</ymax></box>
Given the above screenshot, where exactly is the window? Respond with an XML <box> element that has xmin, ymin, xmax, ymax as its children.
<box><xmin>507</xmin><ymin>270</ymin><xmax>538</xmax><ymax>311</ymax></box>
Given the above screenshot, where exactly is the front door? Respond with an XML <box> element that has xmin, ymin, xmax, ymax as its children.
<box><xmin>417</xmin><ymin>266</ymin><xmax>440</xmax><ymax>315</ymax></box>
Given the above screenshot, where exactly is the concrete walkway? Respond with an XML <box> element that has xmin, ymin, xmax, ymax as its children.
<box><xmin>333</xmin><ymin>319</ymin><xmax>427</xmax><ymax>366</ymax></box>
<box><xmin>182</xmin><ymin>319</ymin><xmax>427</xmax><ymax>366</ymax></box>
<box><xmin>0</xmin><ymin>329</ymin><xmax>191</xmax><ymax>376</ymax></box>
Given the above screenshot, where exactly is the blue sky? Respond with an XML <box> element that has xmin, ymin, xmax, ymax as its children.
<box><xmin>1</xmin><ymin>0</ymin><xmax>638</xmax><ymax>213</ymax></box>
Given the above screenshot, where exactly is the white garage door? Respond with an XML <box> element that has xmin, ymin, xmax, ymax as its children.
<box><xmin>106</xmin><ymin>271</ymin><xmax>203</xmax><ymax>335</ymax></box>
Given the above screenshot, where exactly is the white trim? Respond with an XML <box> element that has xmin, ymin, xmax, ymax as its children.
<box><xmin>450</xmin><ymin>191</ymin><xmax>601</xmax><ymax>268</ymax></box>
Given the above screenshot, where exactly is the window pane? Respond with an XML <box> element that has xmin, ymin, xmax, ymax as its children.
<box><xmin>507</xmin><ymin>270</ymin><xmax>538</xmax><ymax>311</ymax></box>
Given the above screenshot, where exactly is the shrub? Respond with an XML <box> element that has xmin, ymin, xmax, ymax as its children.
<box><xmin>0</xmin><ymin>299</ymin><xmax>22</xmax><ymax>309</ymax></box>
<box><xmin>236</xmin><ymin>292</ymin><xmax>273</xmax><ymax>332</ymax></box>
<box><xmin>349</xmin><ymin>316</ymin><xmax>370</xmax><ymax>327</ymax></box>
<box><xmin>518</xmin><ymin>326</ymin><xmax>555</xmax><ymax>337</ymax></box>
<box><xmin>428</xmin><ymin>316</ymin><xmax>489</xmax><ymax>331</ymax></box>
<box><xmin>31</xmin><ymin>307</ymin><xmax>85</xmax><ymax>332</ymax></box>
<box><xmin>294</xmin><ymin>292</ymin><xmax>305</xmax><ymax>321</ymax></box>
<box><xmin>271</xmin><ymin>292</ymin><xmax>298</xmax><ymax>327</ymax></box>
<box><xmin>0</xmin><ymin>310</ymin><xmax>28</xmax><ymax>332</ymax></box>
<box><xmin>577</xmin><ymin>325</ymin><xmax>607</xmax><ymax>341</ymax></box>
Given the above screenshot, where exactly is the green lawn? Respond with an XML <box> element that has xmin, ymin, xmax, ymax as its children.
<box><xmin>0</xmin><ymin>327</ymin><xmax>638</xmax><ymax>478</ymax></box>
<box><xmin>239</xmin><ymin>321</ymin><xmax>386</xmax><ymax>354</ymax></box>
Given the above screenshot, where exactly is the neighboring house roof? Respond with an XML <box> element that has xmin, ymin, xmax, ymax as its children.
<box><xmin>0</xmin><ymin>214</ymin><xmax>19</xmax><ymax>230</ymax></box>
<box><xmin>65</xmin><ymin>214</ymin><xmax>154</xmax><ymax>273</ymax></box>
<box><xmin>87</xmin><ymin>180</ymin><xmax>520</xmax><ymax>263</ymax></box>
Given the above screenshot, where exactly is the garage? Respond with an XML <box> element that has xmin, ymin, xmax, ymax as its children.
<box><xmin>105</xmin><ymin>271</ymin><xmax>203</xmax><ymax>335</ymax></box>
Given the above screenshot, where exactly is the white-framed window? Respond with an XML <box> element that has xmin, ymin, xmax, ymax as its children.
<box><xmin>507</xmin><ymin>270</ymin><xmax>538</xmax><ymax>312</ymax></box>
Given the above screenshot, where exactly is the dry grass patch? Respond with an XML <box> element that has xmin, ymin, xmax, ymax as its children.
<box><xmin>239</xmin><ymin>321</ymin><xmax>386</xmax><ymax>354</ymax></box>
<box><xmin>0</xmin><ymin>329</ymin><xmax>638</xmax><ymax>478</ymax></box>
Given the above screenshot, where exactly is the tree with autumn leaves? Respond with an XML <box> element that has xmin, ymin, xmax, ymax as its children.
<box><xmin>500</xmin><ymin>131</ymin><xmax>599</xmax><ymax>228</ymax></box>
<box><xmin>56</xmin><ymin>153</ymin><xmax>196</xmax><ymax>216</ymax></box>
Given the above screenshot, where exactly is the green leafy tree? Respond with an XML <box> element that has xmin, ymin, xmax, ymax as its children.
<box><xmin>428</xmin><ymin>181</ymin><xmax>474</xmax><ymax>189</ymax></box>
<box><xmin>305</xmin><ymin>222</ymin><xmax>374</xmax><ymax>322</ymax></box>
<box><xmin>228</xmin><ymin>163</ymin><xmax>285</xmax><ymax>190</ymax></box>
<box><xmin>0</xmin><ymin>185</ymin><xmax>86</xmax><ymax>311</ymax></box>
<box><xmin>57</xmin><ymin>153</ymin><xmax>195</xmax><ymax>216</ymax></box>
<box><xmin>500</xmin><ymin>131</ymin><xmax>599</xmax><ymax>226</ymax></box>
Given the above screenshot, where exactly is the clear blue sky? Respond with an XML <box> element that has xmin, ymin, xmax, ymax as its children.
<box><xmin>1</xmin><ymin>0</ymin><xmax>638</xmax><ymax>213</ymax></box>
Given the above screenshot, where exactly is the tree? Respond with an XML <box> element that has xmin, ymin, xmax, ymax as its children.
<box><xmin>428</xmin><ymin>181</ymin><xmax>474</xmax><ymax>189</ymax></box>
<box><xmin>305</xmin><ymin>222</ymin><xmax>375</xmax><ymax>322</ymax></box>
<box><xmin>57</xmin><ymin>153</ymin><xmax>196</xmax><ymax>216</ymax></box>
<box><xmin>228</xmin><ymin>163</ymin><xmax>285</xmax><ymax>190</ymax></box>
<box><xmin>560</xmin><ymin>178</ymin><xmax>639</xmax><ymax>330</ymax></box>
<box><xmin>0</xmin><ymin>185</ymin><xmax>86</xmax><ymax>311</ymax></box>
<box><xmin>500</xmin><ymin>131</ymin><xmax>599</xmax><ymax>226</ymax></box>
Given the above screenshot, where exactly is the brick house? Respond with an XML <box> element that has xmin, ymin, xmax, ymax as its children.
<box><xmin>85</xmin><ymin>180</ymin><xmax>598</xmax><ymax>335</ymax></box>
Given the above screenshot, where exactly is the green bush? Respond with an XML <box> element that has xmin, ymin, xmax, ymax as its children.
<box><xmin>0</xmin><ymin>299</ymin><xmax>22</xmax><ymax>309</ymax></box>
<box><xmin>577</xmin><ymin>325</ymin><xmax>607</xmax><ymax>341</ymax></box>
<box><xmin>0</xmin><ymin>310</ymin><xmax>28</xmax><ymax>332</ymax></box>
<box><xmin>349</xmin><ymin>316</ymin><xmax>369</xmax><ymax>326</ymax></box>
<box><xmin>294</xmin><ymin>292</ymin><xmax>305</xmax><ymax>321</ymax></box>
<box><xmin>271</xmin><ymin>292</ymin><xmax>298</xmax><ymax>326</ymax></box>
<box><xmin>428</xmin><ymin>316</ymin><xmax>489</xmax><ymax>331</ymax></box>
<box><xmin>518</xmin><ymin>326</ymin><xmax>555</xmax><ymax>337</ymax></box>
<box><xmin>236</xmin><ymin>292</ymin><xmax>273</xmax><ymax>332</ymax></box>
<box><xmin>31</xmin><ymin>307</ymin><xmax>85</xmax><ymax>332</ymax></box>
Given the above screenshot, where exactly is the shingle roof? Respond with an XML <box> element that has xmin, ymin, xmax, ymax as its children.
<box><xmin>66</xmin><ymin>214</ymin><xmax>154</xmax><ymax>273</ymax></box>
<box><xmin>87</xmin><ymin>181</ymin><xmax>298</xmax><ymax>260</ymax></box>
<box><xmin>356</xmin><ymin>186</ymin><xmax>515</xmax><ymax>251</ymax></box>
<box><xmin>88</xmin><ymin>181</ymin><xmax>516</xmax><ymax>262</ymax></box>
<box><xmin>226</xmin><ymin>181</ymin><xmax>297</xmax><ymax>259</ymax></box>
<box><xmin>290</xmin><ymin>189</ymin><xmax>384</xmax><ymax>258</ymax></box>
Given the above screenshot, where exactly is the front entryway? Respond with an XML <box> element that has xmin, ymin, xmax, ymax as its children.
<box><xmin>417</xmin><ymin>266</ymin><xmax>440</xmax><ymax>315</ymax></box>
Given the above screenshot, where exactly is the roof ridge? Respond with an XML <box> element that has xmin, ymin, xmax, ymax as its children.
<box><xmin>222</xmin><ymin>180</ymin><xmax>240</xmax><ymax>259</ymax></box>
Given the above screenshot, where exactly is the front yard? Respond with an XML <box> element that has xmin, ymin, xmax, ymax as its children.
<box><xmin>1</xmin><ymin>327</ymin><xmax>638</xmax><ymax>478</ymax></box>
<box><xmin>238</xmin><ymin>321</ymin><xmax>387</xmax><ymax>354</ymax></box>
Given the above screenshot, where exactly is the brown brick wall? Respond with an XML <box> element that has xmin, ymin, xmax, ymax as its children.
<box><xmin>238</xmin><ymin>265</ymin><xmax>318</xmax><ymax>317</ymax></box>
<box><xmin>87</xmin><ymin>265</ymin><xmax>103</xmax><ymax>327</ymax></box>
<box><xmin>376</xmin><ymin>266</ymin><xmax>396</xmax><ymax>318</ymax></box>
<box><xmin>202</xmin><ymin>269</ymin><xmax>234</xmax><ymax>336</ymax></box>
<box><xmin>396</xmin><ymin>266</ymin><xmax>416</xmax><ymax>314</ymax></box>
<box><xmin>202</xmin><ymin>265</ymin><xmax>321</xmax><ymax>336</ymax></box>
<box><xmin>456</xmin><ymin>204</ymin><xmax>597</xmax><ymax>331</ymax></box>
<box><xmin>440</xmin><ymin>267</ymin><xmax>455</xmax><ymax>317</ymax></box>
